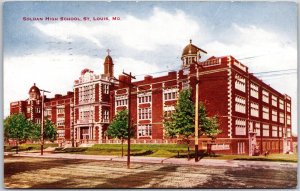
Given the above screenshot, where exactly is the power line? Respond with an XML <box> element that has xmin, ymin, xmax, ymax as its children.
<box><xmin>237</xmin><ymin>54</ymin><xmax>269</xmax><ymax>61</ymax></box>
<box><xmin>133</xmin><ymin>66</ymin><xmax>296</xmax><ymax>81</ymax></box>
<box><xmin>253</xmin><ymin>69</ymin><xmax>297</xmax><ymax>75</ymax></box>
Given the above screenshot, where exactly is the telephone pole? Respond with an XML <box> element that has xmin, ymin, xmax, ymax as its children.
<box><xmin>194</xmin><ymin>63</ymin><xmax>202</xmax><ymax>162</ymax></box>
<box><xmin>40</xmin><ymin>89</ymin><xmax>51</xmax><ymax>155</ymax></box>
<box><xmin>122</xmin><ymin>71</ymin><xmax>136</xmax><ymax>169</ymax></box>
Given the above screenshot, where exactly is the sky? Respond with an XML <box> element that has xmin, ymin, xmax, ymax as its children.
<box><xmin>3</xmin><ymin>1</ymin><xmax>298</xmax><ymax>135</ymax></box>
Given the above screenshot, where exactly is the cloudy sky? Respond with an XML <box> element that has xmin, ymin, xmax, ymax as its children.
<box><xmin>4</xmin><ymin>2</ymin><xmax>297</xmax><ymax>134</ymax></box>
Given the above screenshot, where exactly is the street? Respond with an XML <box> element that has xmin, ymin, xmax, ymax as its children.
<box><xmin>4</xmin><ymin>156</ymin><xmax>297</xmax><ymax>188</ymax></box>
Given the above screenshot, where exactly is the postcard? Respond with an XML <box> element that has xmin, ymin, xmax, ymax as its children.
<box><xmin>3</xmin><ymin>1</ymin><xmax>298</xmax><ymax>189</ymax></box>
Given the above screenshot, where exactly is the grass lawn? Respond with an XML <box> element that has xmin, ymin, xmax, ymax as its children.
<box><xmin>205</xmin><ymin>153</ymin><xmax>298</xmax><ymax>163</ymax></box>
<box><xmin>5</xmin><ymin>143</ymin><xmax>297</xmax><ymax>163</ymax></box>
<box><xmin>4</xmin><ymin>143</ymin><xmax>58</xmax><ymax>152</ymax></box>
<box><xmin>60</xmin><ymin>144</ymin><xmax>190</xmax><ymax>157</ymax></box>
<box><xmin>57</xmin><ymin>144</ymin><xmax>298</xmax><ymax>162</ymax></box>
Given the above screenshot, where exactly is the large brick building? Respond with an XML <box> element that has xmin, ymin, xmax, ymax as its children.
<box><xmin>10</xmin><ymin>40</ymin><xmax>293</xmax><ymax>155</ymax></box>
<box><xmin>73</xmin><ymin>54</ymin><xmax>114</xmax><ymax>143</ymax></box>
<box><xmin>10</xmin><ymin>84</ymin><xmax>74</xmax><ymax>143</ymax></box>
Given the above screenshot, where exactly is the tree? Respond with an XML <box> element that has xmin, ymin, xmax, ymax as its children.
<box><xmin>107</xmin><ymin>109</ymin><xmax>132</xmax><ymax>157</ymax></box>
<box><xmin>164</xmin><ymin>89</ymin><xmax>195</xmax><ymax>159</ymax></box>
<box><xmin>199</xmin><ymin>103</ymin><xmax>222</xmax><ymax>140</ymax></box>
<box><xmin>44</xmin><ymin>119</ymin><xmax>57</xmax><ymax>142</ymax></box>
<box><xmin>4</xmin><ymin>114</ymin><xmax>31</xmax><ymax>154</ymax></box>
<box><xmin>31</xmin><ymin>118</ymin><xmax>57</xmax><ymax>143</ymax></box>
<box><xmin>164</xmin><ymin>89</ymin><xmax>221</xmax><ymax>159</ymax></box>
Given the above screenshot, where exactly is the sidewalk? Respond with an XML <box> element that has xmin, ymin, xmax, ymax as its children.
<box><xmin>4</xmin><ymin>151</ymin><xmax>297</xmax><ymax>170</ymax></box>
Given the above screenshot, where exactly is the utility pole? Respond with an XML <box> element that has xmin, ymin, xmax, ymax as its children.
<box><xmin>40</xmin><ymin>89</ymin><xmax>51</xmax><ymax>155</ymax></box>
<box><xmin>72</xmin><ymin>103</ymin><xmax>75</xmax><ymax>147</ymax></box>
<box><xmin>122</xmin><ymin>71</ymin><xmax>136</xmax><ymax>169</ymax></box>
<box><xmin>194</xmin><ymin>63</ymin><xmax>202</xmax><ymax>162</ymax></box>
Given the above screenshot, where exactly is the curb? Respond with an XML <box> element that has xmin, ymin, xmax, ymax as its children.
<box><xmin>4</xmin><ymin>152</ymin><xmax>297</xmax><ymax>169</ymax></box>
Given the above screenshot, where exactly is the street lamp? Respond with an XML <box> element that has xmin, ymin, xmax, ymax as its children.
<box><xmin>40</xmin><ymin>89</ymin><xmax>51</xmax><ymax>155</ymax></box>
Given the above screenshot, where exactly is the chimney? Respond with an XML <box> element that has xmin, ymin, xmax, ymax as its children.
<box><xmin>144</xmin><ymin>75</ymin><xmax>153</xmax><ymax>81</ymax></box>
<box><xmin>118</xmin><ymin>75</ymin><xmax>131</xmax><ymax>89</ymax></box>
<box><xmin>67</xmin><ymin>91</ymin><xmax>74</xmax><ymax>96</ymax></box>
<box><xmin>55</xmin><ymin>94</ymin><xmax>62</xmax><ymax>99</ymax></box>
<box><xmin>168</xmin><ymin>71</ymin><xmax>177</xmax><ymax>78</ymax></box>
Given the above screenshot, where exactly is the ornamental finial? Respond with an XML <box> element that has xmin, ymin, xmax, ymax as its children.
<box><xmin>106</xmin><ymin>49</ymin><xmax>111</xmax><ymax>55</ymax></box>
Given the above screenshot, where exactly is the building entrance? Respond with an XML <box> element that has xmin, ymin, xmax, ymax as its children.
<box><xmin>80</xmin><ymin>127</ymin><xmax>89</xmax><ymax>140</ymax></box>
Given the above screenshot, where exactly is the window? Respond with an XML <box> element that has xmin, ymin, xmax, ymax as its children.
<box><xmin>235</xmin><ymin>96</ymin><xmax>246</xmax><ymax>113</ymax></box>
<box><xmin>279</xmin><ymin>127</ymin><xmax>283</xmax><ymax>137</ymax></box>
<box><xmin>249</xmin><ymin>121</ymin><xmax>254</xmax><ymax>132</ymax></box>
<box><xmin>272</xmin><ymin>126</ymin><xmax>278</xmax><ymax>137</ymax></box>
<box><xmin>262</xmin><ymin>90</ymin><xmax>269</xmax><ymax>103</ymax></box>
<box><xmin>35</xmin><ymin>108</ymin><xmax>41</xmax><ymax>113</ymax></box>
<box><xmin>36</xmin><ymin>118</ymin><xmax>41</xmax><ymax>124</ymax></box>
<box><xmin>263</xmin><ymin>124</ymin><xmax>269</xmax><ymax>137</ymax></box>
<box><xmin>272</xmin><ymin>110</ymin><xmax>277</xmax><ymax>122</ymax></box>
<box><xmin>138</xmin><ymin>92</ymin><xmax>152</xmax><ymax>104</ymax></box>
<box><xmin>57</xmin><ymin>129</ymin><xmax>65</xmax><ymax>138</ymax></box>
<box><xmin>255</xmin><ymin>123</ymin><xmax>260</xmax><ymax>136</ymax></box>
<box><xmin>237</xmin><ymin>142</ymin><xmax>245</xmax><ymax>154</ymax></box>
<box><xmin>45</xmin><ymin>109</ymin><xmax>52</xmax><ymax>116</ymax></box>
<box><xmin>182</xmin><ymin>80</ymin><xmax>189</xmax><ymax>90</ymax></box>
<box><xmin>79</xmin><ymin>85</ymin><xmax>95</xmax><ymax>103</ymax></box>
<box><xmin>235</xmin><ymin>74</ymin><xmax>246</xmax><ymax>92</ymax></box>
<box><xmin>262</xmin><ymin>106</ymin><xmax>269</xmax><ymax>120</ymax></box>
<box><xmin>287</xmin><ymin>115</ymin><xmax>291</xmax><ymax>125</ymax></box>
<box><xmin>250</xmin><ymin>102</ymin><xmax>259</xmax><ymax>117</ymax></box>
<box><xmin>138</xmin><ymin>124</ymin><xmax>152</xmax><ymax>137</ymax></box>
<box><xmin>163</xmin><ymin>106</ymin><xmax>175</xmax><ymax>118</ymax></box>
<box><xmin>138</xmin><ymin>108</ymin><xmax>152</xmax><ymax>120</ymax></box>
<box><xmin>235</xmin><ymin>119</ymin><xmax>246</xmax><ymax>135</ymax></box>
<box><xmin>102</xmin><ymin>110</ymin><xmax>109</xmax><ymax>122</ymax></box>
<box><xmin>279</xmin><ymin>112</ymin><xmax>284</xmax><ymax>123</ymax></box>
<box><xmin>287</xmin><ymin>128</ymin><xmax>291</xmax><ymax>137</ymax></box>
<box><xmin>79</xmin><ymin>106</ymin><xmax>94</xmax><ymax>121</ymax></box>
<box><xmin>27</xmin><ymin>108</ymin><xmax>30</xmax><ymax>113</ymax></box>
<box><xmin>57</xmin><ymin>107</ymin><xmax>65</xmax><ymax>114</ymax></box>
<box><xmin>250</xmin><ymin>83</ymin><xmax>259</xmax><ymax>98</ymax></box>
<box><xmin>279</xmin><ymin>99</ymin><xmax>284</xmax><ymax>110</ymax></box>
<box><xmin>115</xmin><ymin>95</ymin><xmax>128</xmax><ymax>107</ymax></box>
<box><xmin>163</xmin><ymin>88</ymin><xmax>178</xmax><ymax>101</ymax></box>
<box><xmin>57</xmin><ymin>120</ymin><xmax>65</xmax><ymax>126</ymax></box>
<box><xmin>287</xmin><ymin>103</ymin><xmax>291</xmax><ymax>112</ymax></box>
<box><xmin>271</xmin><ymin>95</ymin><xmax>278</xmax><ymax>107</ymax></box>
<box><xmin>103</xmin><ymin>84</ymin><xmax>109</xmax><ymax>94</ymax></box>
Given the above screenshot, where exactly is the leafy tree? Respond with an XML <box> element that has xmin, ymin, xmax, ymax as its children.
<box><xmin>164</xmin><ymin>89</ymin><xmax>221</xmax><ymax>159</ymax></box>
<box><xmin>164</xmin><ymin>89</ymin><xmax>195</xmax><ymax>159</ymax></box>
<box><xmin>199</xmin><ymin>103</ymin><xmax>222</xmax><ymax>140</ymax></box>
<box><xmin>31</xmin><ymin>118</ymin><xmax>57</xmax><ymax>143</ymax></box>
<box><xmin>44</xmin><ymin>119</ymin><xmax>57</xmax><ymax>142</ymax></box>
<box><xmin>107</xmin><ymin>109</ymin><xmax>132</xmax><ymax>157</ymax></box>
<box><xmin>4</xmin><ymin>114</ymin><xmax>31</xmax><ymax>153</ymax></box>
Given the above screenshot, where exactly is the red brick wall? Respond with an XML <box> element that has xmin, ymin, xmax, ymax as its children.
<box><xmin>95</xmin><ymin>106</ymin><xmax>99</xmax><ymax>122</ymax></box>
<box><xmin>198</xmin><ymin>70</ymin><xmax>229</xmax><ymax>138</ymax></box>
<box><xmin>64</xmin><ymin>104</ymin><xmax>71</xmax><ymax>140</ymax></box>
<box><xmin>75</xmin><ymin>88</ymin><xmax>79</xmax><ymax>105</ymax></box>
<box><xmin>51</xmin><ymin>106</ymin><xmax>57</xmax><ymax>124</ymax></box>
<box><xmin>75</xmin><ymin>108</ymin><xmax>79</xmax><ymax>121</ymax></box>
<box><xmin>95</xmin><ymin>84</ymin><xmax>99</xmax><ymax>102</ymax></box>
<box><xmin>152</xmin><ymin>83</ymin><xmax>163</xmax><ymax>139</ymax></box>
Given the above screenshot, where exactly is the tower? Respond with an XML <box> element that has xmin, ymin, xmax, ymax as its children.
<box><xmin>181</xmin><ymin>39</ymin><xmax>207</xmax><ymax>68</ymax></box>
<box><xmin>103</xmin><ymin>49</ymin><xmax>114</xmax><ymax>78</ymax></box>
<box><xmin>28</xmin><ymin>83</ymin><xmax>41</xmax><ymax>100</ymax></box>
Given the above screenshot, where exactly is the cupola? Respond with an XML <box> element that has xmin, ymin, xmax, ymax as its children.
<box><xmin>28</xmin><ymin>83</ymin><xmax>41</xmax><ymax>100</ymax></box>
<box><xmin>103</xmin><ymin>49</ymin><xmax>114</xmax><ymax>78</ymax></box>
<box><xmin>181</xmin><ymin>39</ymin><xmax>207</xmax><ymax>68</ymax></box>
